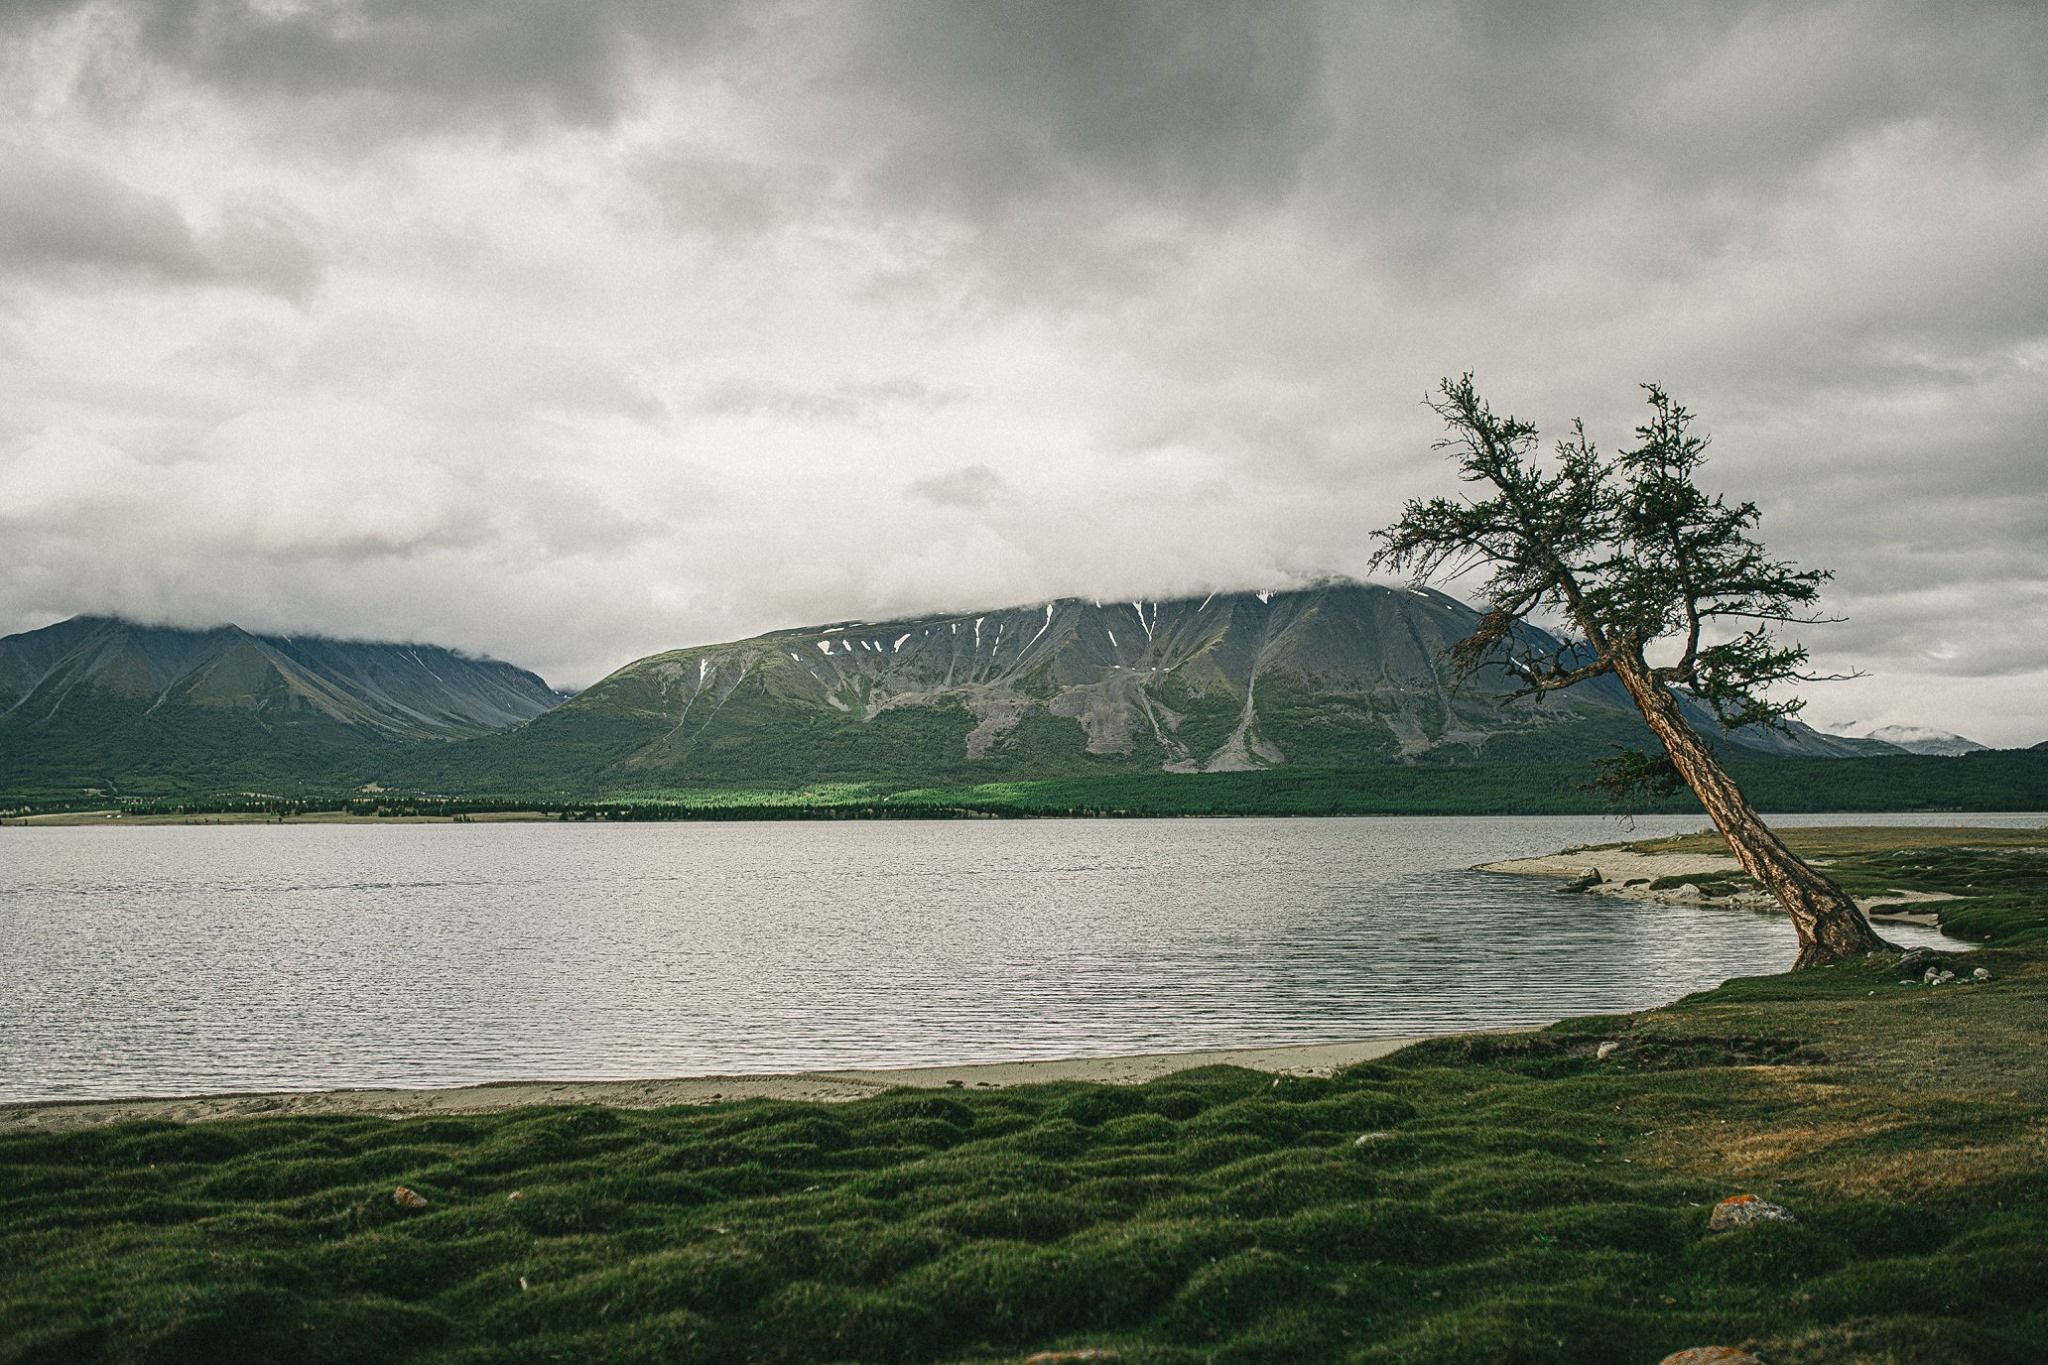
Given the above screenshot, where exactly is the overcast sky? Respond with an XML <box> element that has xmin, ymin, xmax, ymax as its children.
<box><xmin>2</xmin><ymin>1</ymin><xmax>2043</xmax><ymax>744</ymax></box>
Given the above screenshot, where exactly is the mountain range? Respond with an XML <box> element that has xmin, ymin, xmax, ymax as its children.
<box><xmin>0</xmin><ymin>584</ymin><xmax>1978</xmax><ymax>800</ymax></box>
<box><xmin>393</xmin><ymin>583</ymin><xmax>1890</xmax><ymax>795</ymax></box>
<box><xmin>0</xmin><ymin>615</ymin><xmax>562</xmax><ymax>796</ymax></box>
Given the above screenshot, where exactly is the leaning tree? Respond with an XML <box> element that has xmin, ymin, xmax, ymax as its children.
<box><xmin>1373</xmin><ymin>375</ymin><xmax>1891</xmax><ymax>968</ymax></box>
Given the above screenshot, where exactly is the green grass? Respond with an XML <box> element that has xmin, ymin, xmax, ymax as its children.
<box><xmin>4</xmin><ymin>841</ymin><xmax>2046</xmax><ymax>1362</ymax></box>
<box><xmin>372</xmin><ymin>748</ymin><xmax>2048</xmax><ymax>817</ymax></box>
<box><xmin>12</xmin><ymin>750</ymin><xmax>2048</xmax><ymax>821</ymax></box>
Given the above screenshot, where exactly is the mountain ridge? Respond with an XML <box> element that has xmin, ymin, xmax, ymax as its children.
<box><xmin>3</xmin><ymin>587</ymin><xmax>1937</xmax><ymax>800</ymax></box>
<box><xmin>0</xmin><ymin>615</ymin><xmax>566</xmax><ymax>797</ymax></box>
<box><xmin>395</xmin><ymin>582</ymin><xmax>1896</xmax><ymax>793</ymax></box>
<box><xmin>0</xmin><ymin>615</ymin><xmax>565</xmax><ymax>737</ymax></box>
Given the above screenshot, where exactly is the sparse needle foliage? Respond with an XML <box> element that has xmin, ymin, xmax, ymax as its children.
<box><xmin>1374</xmin><ymin>376</ymin><xmax>1889</xmax><ymax>967</ymax></box>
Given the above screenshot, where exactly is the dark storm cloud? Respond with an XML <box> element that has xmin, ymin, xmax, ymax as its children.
<box><xmin>0</xmin><ymin>145</ymin><xmax>316</xmax><ymax>297</ymax></box>
<box><xmin>1300</xmin><ymin>2</ymin><xmax>2048</xmax><ymax>264</ymax></box>
<box><xmin>754</xmin><ymin>1</ymin><xmax>1334</xmax><ymax>309</ymax></box>
<box><xmin>43</xmin><ymin>0</ymin><xmax>748</xmax><ymax>139</ymax></box>
<box><xmin>0</xmin><ymin>145</ymin><xmax>207</xmax><ymax>277</ymax></box>
<box><xmin>834</xmin><ymin>1</ymin><xmax>1326</xmax><ymax>218</ymax></box>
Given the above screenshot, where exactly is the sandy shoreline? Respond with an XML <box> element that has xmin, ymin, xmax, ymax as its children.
<box><xmin>0</xmin><ymin>1037</ymin><xmax>1426</xmax><ymax>1134</ymax></box>
<box><xmin>1475</xmin><ymin>847</ymin><xmax>1955</xmax><ymax>924</ymax></box>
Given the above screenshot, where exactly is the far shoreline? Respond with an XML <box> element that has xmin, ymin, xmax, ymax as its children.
<box><xmin>6</xmin><ymin>807</ymin><xmax>2045</xmax><ymax>828</ymax></box>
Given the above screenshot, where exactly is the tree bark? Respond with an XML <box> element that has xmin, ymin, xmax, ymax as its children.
<box><xmin>1608</xmin><ymin>653</ymin><xmax>1893</xmax><ymax>968</ymax></box>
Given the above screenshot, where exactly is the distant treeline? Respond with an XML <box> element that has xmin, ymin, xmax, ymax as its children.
<box><xmin>6</xmin><ymin>750</ymin><xmax>2044</xmax><ymax>822</ymax></box>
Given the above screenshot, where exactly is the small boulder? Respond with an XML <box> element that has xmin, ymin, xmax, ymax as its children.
<box><xmin>1659</xmin><ymin>1350</ymin><xmax>1763</xmax><ymax>1365</ymax></box>
<box><xmin>1923</xmin><ymin>968</ymin><xmax>1942</xmax><ymax>984</ymax></box>
<box><xmin>392</xmin><ymin>1186</ymin><xmax>428</xmax><ymax>1210</ymax></box>
<box><xmin>1353</xmin><ymin>1131</ymin><xmax>1393</xmax><ymax>1147</ymax></box>
<box><xmin>1708</xmin><ymin>1194</ymin><xmax>1794</xmax><ymax>1231</ymax></box>
<box><xmin>1973</xmin><ymin>967</ymin><xmax>1992</xmax><ymax>981</ymax></box>
<box><xmin>1898</xmin><ymin>946</ymin><xmax>1942</xmax><ymax>979</ymax></box>
<box><xmin>1560</xmin><ymin>869</ymin><xmax>1604</xmax><ymax>893</ymax></box>
<box><xmin>1596</xmin><ymin>1041</ymin><xmax>1621</xmax><ymax>1061</ymax></box>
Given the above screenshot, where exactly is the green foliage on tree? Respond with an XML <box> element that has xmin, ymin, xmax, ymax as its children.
<box><xmin>1374</xmin><ymin>375</ymin><xmax>1890</xmax><ymax>966</ymax></box>
<box><xmin>1374</xmin><ymin>375</ymin><xmax>1852</xmax><ymax>801</ymax></box>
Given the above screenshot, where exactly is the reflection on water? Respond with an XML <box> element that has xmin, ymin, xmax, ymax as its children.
<box><xmin>0</xmin><ymin>813</ymin><xmax>2015</xmax><ymax>1102</ymax></box>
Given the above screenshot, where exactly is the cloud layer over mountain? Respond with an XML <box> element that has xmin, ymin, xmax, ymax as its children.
<box><xmin>2</xmin><ymin>1</ymin><xmax>2043</xmax><ymax>743</ymax></box>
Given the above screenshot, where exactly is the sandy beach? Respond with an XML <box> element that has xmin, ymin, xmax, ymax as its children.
<box><xmin>0</xmin><ymin>1037</ymin><xmax>1426</xmax><ymax>1134</ymax></box>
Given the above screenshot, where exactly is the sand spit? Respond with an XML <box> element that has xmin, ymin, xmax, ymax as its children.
<box><xmin>0</xmin><ymin>1038</ymin><xmax>1423</xmax><ymax>1134</ymax></box>
<box><xmin>1476</xmin><ymin>848</ymin><xmax>1956</xmax><ymax>924</ymax></box>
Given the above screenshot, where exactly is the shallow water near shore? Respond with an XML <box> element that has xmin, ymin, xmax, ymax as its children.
<box><xmin>2</xmin><ymin>813</ymin><xmax>2021</xmax><ymax>1104</ymax></box>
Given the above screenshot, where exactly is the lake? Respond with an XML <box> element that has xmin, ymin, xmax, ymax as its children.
<box><xmin>1</xmin><ymin>813</ymin><xmax>2023</xmax><ymax>1104</ymax></box>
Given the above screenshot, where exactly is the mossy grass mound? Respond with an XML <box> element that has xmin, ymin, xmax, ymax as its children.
<box><xmin>4</xmin><ymin>845</ymin><xmax>2045</xmax><ymax>1363</ymax></box>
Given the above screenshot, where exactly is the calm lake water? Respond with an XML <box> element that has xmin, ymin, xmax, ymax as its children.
<box><xmin>1</xmin><ymin>813</ymin><xmax>2027</xmax><ymax>1104</ymax></box>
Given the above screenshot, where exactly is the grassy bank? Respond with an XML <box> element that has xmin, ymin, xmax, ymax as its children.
<box><xmin>3</xmin><ymin>839</ymin><xmax>2045</xmax><ymax>1363</ymax></box>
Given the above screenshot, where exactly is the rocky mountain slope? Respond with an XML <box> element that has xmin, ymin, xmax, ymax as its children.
<box><xmin>0</xmin><ymin>616</ymin><xmax>564</xmax><ymax>795</ymax></box>
<box><xmin>401</xmin><ymin>583</ymin><xmax>1892</xmax><ymax>792</ymax></box>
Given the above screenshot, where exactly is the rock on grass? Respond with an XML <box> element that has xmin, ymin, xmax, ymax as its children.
<box><xmin>1707</xmin><ymin>1194</ymin><xmax>1793</xmax><ymax>1231</ymax></box>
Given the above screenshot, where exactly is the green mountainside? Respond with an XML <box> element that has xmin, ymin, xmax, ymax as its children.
<box><xmin>0</xmin><ymin>616</ymin><xmax>564</xmax><ymax>798</ymax></box>
<box><xmin>390</xmin><ymin>584</ymin><xmax>1891</xmax><ymax>796</ymax></box>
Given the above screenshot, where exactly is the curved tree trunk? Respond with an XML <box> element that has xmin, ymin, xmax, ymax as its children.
<box><xmin>1608</xmin><ymin>655</ymin><xmax>1893</xmax><ymax>968</ymax></box>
